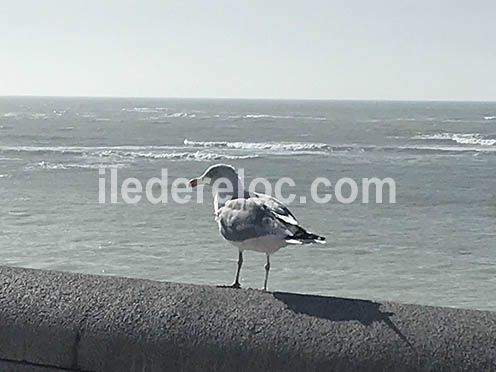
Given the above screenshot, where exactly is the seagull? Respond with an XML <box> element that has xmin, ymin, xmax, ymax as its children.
<box><xmin>188</xmin><ymin>164</ymin><xmax>325</xmax><ymax>291</ymax></box>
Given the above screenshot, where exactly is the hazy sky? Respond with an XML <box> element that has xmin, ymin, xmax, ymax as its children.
<box><xmin>1</xmin><ymin>0</ymin><xmax>495</xmax><ymax>100</ymax></box>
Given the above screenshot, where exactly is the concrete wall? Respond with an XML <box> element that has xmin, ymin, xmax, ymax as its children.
<box><xmin>0</xmin><ymin>266</ymin><xmax>494</xmax><ymax>372</ymax></box>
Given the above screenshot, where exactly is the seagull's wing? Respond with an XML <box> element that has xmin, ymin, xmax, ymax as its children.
<box><xmin>252</xmin><ymin>193</ymin><xmax>325</xmax><ymax>244</ymax></box>
<box><xmin>216</xmin><ymin>197</ymin><xmax>325</xmax><ymax>245</ymax></box>
<box><xmin>216</xmin><ymin>198</ymin><xmax>293</xmax><ymax>242</ymax></box>
<box><xmin>251</xmin><ymin>192</ymin><xmax>299</xmax><ymax>226</ymax></box>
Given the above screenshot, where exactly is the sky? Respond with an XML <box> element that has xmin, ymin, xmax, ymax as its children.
<box><xmin>1</xmin><ymin>0</ymin><xmax>495</xmax><ymax>101</ymax></box>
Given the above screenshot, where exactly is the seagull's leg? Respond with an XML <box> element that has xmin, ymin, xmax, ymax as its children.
<box><xmin>263</xmin><ymin>254</ymin><xmax>271</xmax><ymax>291</ymax></box>
<box><xmin>231</xmin><ymin>251</ymin><xmax>243</xmax><ymax>288</ymax></box>
<box><xmin>217</xmin><ymin>251</ymin><xmax>243</xmax><ymax>289</ymax></box>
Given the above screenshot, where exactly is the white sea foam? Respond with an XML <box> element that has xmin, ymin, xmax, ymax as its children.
<box><xmin>413</xmin><ymin>133</ymin><xmax>496</xmax><ymax>146</ymax></box>
<box><xmin>121</xmin><ymin>109</ymin><xmax>325</xmax><ymax>121</ymax></box>
<box><xmin>99</xmin><ymin>150</ymin><xmax>258</xmax><ymax>161</ymax></box>
<box><xmin>78</xmin><ymin>113</ymin><xmax>96</xmax><ymax>118</ymax></box>
<box><xmin>4</xmin><ymin>139</ymin><xmax>494</xmax><ymax>168</ymax></box>
<box><xmin>484</xmin><ymin>116</ymin><xmax>496</xmax><ymax>120</ymax></box>
<box><xmin>2</xmin><ymin>145</ymin><xmax>258</xmax><ymax>165</ymax></box>
<box><xmin>243</xmin><ymin>114</ymin><xmax>294</xmax><ymax>119</ymax></box>
<box><xmin>0</xmin><ymin>145</ymin><xmax>175</xmax><ymax>155</ymax></box>
<box><xmin>184</xmin><ymin>138</ymin><xmax>496</xmax><ymax>156</ymax></box>
<box><xmin>122</xmin><ymin>107</ymin><xmax>168</xmax><ymax>113</ymax></box>
<box><xmin>122</xmin><ymin>108</ymin><xmax>198</xmax><ymax>118</ymax></box>
<box><xmin>164</xmin><ymin>112</ymin><xmax>196</xmax><ymax>118</ymax></box>
<box><xmin>183</xmin><ymin>139</ymin><xmax>331</xmax><ymax>152</ymax></box>
<box><xmin>389</xmin><ymin>145</ymin><xmax>496</xmax><ymax>154</ymax></box>
<box><xmin>228</xmin><ymin>114</ymin><xmax>327</xmax><ymax>121</ymax></box>
<box><xmin>2</xmin><ymin>112</ymin><xmax>54</xmax><ymax>120</ymax></box>
<box><xmin>27</xmin><ymin>161</ymin><xmax>129</xmax><ymax>170</ymax></box>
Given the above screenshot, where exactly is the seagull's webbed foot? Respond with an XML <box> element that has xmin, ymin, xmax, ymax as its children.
<box><xmin>217</xmin><ymin>282</ymin><xmax>241</xmax><ymax>289</ymax></box>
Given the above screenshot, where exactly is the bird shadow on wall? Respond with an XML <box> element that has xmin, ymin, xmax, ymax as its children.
<box><xmin>273</xmin><ymin>291</ymin><xmax>414</xmax><ymax>350</ymax></box>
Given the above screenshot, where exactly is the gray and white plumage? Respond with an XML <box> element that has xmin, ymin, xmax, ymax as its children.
<box><xmin>188</xmin><ymin>164</ymin><xmax>325</xmax><ymax>291</ymax></box>
<box><xmin>216</xmin><ymin>196</ymin><xmax>324</xmax><ymax>249</ymax></box>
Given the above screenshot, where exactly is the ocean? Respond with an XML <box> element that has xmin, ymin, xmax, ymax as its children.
<box><xmin>0</xmin><ymin>97</ymin><xmax>495</xmax><ymax>310</ymax></box>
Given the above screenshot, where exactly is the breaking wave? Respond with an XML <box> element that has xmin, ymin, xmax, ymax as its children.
<box><xmin>121</xmin><ymin>108</ymin><xmax>196</xmax><ymax>118</ymax></box>
<box><xmin>413</xmin><ymin>133</ymin><xmax>496</xmax><ymax>146</ymax></box>
<box><xmin>228</xmin><ymin>114</ymin><xmax>327</xmax><ymax>121</ymax></box>
<box><xmin>121</xmin><ymin>107</ymin><xmax>169</xmax><ymax>113</ymax></box>
<box><xmin>164</xmin><ymin>112</ymin><xmax>196</xmax><ymax>118</ymax></box>
<box><xmin>119</xmin><ymin>109</ymin><xmax>327</xmax><ymax>121</ymax></box>
<box><xmin>2</xmin><ymin>112</ymin><xmax>19</xmax><ymax>118</ymax></box>
<box><xmin>183</xmin><ymin>139</ymin><xmax>331</xmax><ymax>152</ymax></box>
<box><xmin>97</xmin><ymin>150</ymin><xmax>258</xmax><ymax>161</ymax></box>
<box><xmin>0</xmin><ymin>145</ymin><xmax>175</xmax><ymax>155</ymax></box>
<box><xmin>1</xmin><ymin>145</ymin><xmax>259</xmax><ymax>168</ymax></box>
<box><xmin>385</xmin><ymin>145</ymin><xmax>496</xmax><ymax>155</ymax></box>
<box><xmin>27</xmin><ymin>162</ymin><xmax>128</xmax><ymax>170</ymax></box>
<box><xmin>3</xmin><ymin>138</ymin><xmax>495</xmax><ymax>170</ymax></box>
<box><xmin>184</xmin><ymin>138</ymin><xmax>496</xmax><ymax>156</ymax></box>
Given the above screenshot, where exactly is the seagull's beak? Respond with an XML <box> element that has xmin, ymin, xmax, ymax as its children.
<box><xmin>188</xmin><ymin>177</ymin><xmax>200</xmax><ymax>188</ymax></box>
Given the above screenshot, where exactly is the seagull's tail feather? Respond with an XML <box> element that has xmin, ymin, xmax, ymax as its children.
<box><xmin>287</xmin><ymin>228</ymin><xmax>326</xmax><ymax>245</ymax></box>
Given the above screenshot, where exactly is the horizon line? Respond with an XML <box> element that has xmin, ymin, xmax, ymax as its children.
<box><xmin>0</xmin><ymin>94</ymin><xmax>495</xmax><ymax>104</ymax></box>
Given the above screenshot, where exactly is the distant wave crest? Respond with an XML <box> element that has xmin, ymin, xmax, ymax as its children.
<box><xmin>1</xmin><ymin>145</ymin><xmax>259</xmax><ymax>168</ymax></box>
<box><xmin>230</xmin><ymin>114</ymin><xmax>327</xmax><ymax>121</ymax></box>
<box><xmin>98</xmin><ymin>150</ymin><xmax>258</xmax><ymax>161</ymax></box>
<box><xmin>387</xmin><ymin>145</ymin><xmax>496</xmax><ymax>155</ymax></box>
<box><xmin>26</xmin><ymin>161</ymin><xmax>128</xmax><ymax>171</ymax></box>
<box><xmin>121</xmin><ymin>107</ymin><xmax>168</xmax><ymax>113</ymax></box>
<box><xmin>413</xmin><ymin>133</ymin><xmax>496</xmax><ymax>146</ymax></box>
<box><xmin>3</xmin><ymin>137</ymin><xmax>495</xmax><ymax>170</ymax></box>
<box><xmin>120</xmin><ymin>108</ymin><xmax>326</xmax><ymax>121</ymax></box>
<box><xmin>183</xmin><ymin>139</ymin><xmax>331</xmax><ymax>152</ymax></box>
<box><xmin>184</xmin><ymin>138</ymin><xmax>496</xmax><ymax>156</ymax></box>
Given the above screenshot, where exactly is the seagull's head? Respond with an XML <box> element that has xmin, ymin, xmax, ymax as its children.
<box><xmin>188</xmin><ymin>164</ymin><xmax>239</xmax><ymax>188</ymax></box>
